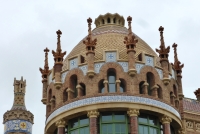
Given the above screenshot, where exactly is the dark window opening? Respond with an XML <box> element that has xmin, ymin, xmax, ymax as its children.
<box><xmin>138</xmin><ymin>53</ymin><xmax>142</xmax><ymax>61</ymax></box>
<box><xmin>113</xmin><ymin>18</ymin><xmax>116</xmax><ymax>23</ymax></box>
<box><xmin>107</xmin><ymin>18</ymin><xmax>110</xmax><ymax>23</ymax></box>
<box><xmin>99</xmin><ymin>79</ymin><xmax>104</xmax><ymax>93</ymax></box>
<box><xmin>70</xmin><ymin>75</ymin><xmax>78</xmax><ymax>98</ymax></box>
<box><xmin>80</xmin><ymin>55</ymin><xmax>85</xmax><ymax>64</ymax></box>
<box><xmin>139</xmin><ymin>81</ymin><xmax>145</xmax><ymax>94</ymax></box>
<box><xmin>102</xmin><ymin>19</ymin><xmax>105</xmax><ymax>24</ymax></box>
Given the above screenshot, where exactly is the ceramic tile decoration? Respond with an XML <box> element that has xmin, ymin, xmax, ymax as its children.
<box><xmin>46</xmin><ymin>95</ymin><xmax>180</xmax><ymax>124</ymax></box>
<box><xmin>79</xmin><ymin>65</ymin><xmax>88</xmax><ymax>75</ymax></box>
<box><xmin>4</xmin><ymin>120</ymin><xmax>32</xmax><ymax>134</ymax></box>
<box><xmin>155</xmin><ymin>68</ymin><xmax>163</xmax><ymax>79</ymax></box>
<box><xmin>118</xmin><ymin>62</ymin><xmax>128</xmax><ymax>72</ymax></box>
<box><xmin>105</xmin><ymin>51</ymin><xmax>117</xmax><ymax>62</ymax></box>
<box><xmin>94</xmin><ymin>62</ymin><xmax>104</xmax><ymax>73</ymax></box>
<box><xmin>145</xmin><ymin>55</ymin><xmax>154</xmax><ymax>66</ymax></box>
<box><xmin>69</xmin><ymin>58</ymin><xmax>78</xmax><ymax>70</ymax></box>
<box><xmin>136</xmin><ymin>63</ymin><xmax>144</xmax><ymax>73</ymax></box>
<box><xmin>61</xmin><ymin>71</ymin><xmax>68</xmax><ymax>83</ymax></box>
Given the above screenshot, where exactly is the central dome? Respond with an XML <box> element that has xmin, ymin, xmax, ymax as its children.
<box><xmin>62</xmin><ymin>13</ymin><xmax>159</xmax><ymax>70</ymax></box>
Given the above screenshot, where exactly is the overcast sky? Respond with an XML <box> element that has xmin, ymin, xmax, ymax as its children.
<box><xmin>1</xmin><ymin>0</ymin><xmax>200</xmax><ymax>133</ymax></box>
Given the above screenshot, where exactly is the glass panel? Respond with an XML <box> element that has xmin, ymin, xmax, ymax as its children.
<box><xmin>80</xmin><ymin>127</ymin><xmax>89</xmax><ymax>134</ymax></box>
<box><xmin>138</xmin><ymin>115</ymin><xmax>148</xmax><ymax>124</ymax></box>
<box><xmin>102</xmin><ymin>124</ymin><xmax>112</xmax><ymax>134</ymax></box>
<box><xmin>149</xmin><ymin>116</ymin><xmax>157</xmax><ymax>126</ymax></box>
<box><xmin>115</xmin><ymin>124</ymin><xmax>126</xmax><ymax>133</ymax></box>
<box><xmin>139</xmin><ymin>125</ymin><xmax>148</xmax><ymax>134</ymax></box>
<box><xmin>71</xmin><ymin>119</ymin><xmax>78</xmax><ymax>128</ymax></box>
<box><xmin>149</xmin><ymin>127</ymin><xmax>157</xmax><ymax>134</ymax></box>
<box><xmin>108</xmin><ymin>72</ymin><xmax>115</xmax><ymax>83</ymax></box>
<box><xmin>101</xmin><ymin>87</ymin><xmax>105</xmax><ymax>93</ymax></box>
<box><xmin>120</xmin><ymin>87</ymin><xmax>124</xmax><ymax>93</ymax></box>
<box><xmin>109</xmin><ymin>84</ymin><xmax>116</xmax><ymax>93</ymax></box>
<box><xmin>114</xmin><ymin>114</ymin><xmax>125</xmax><ymax>121</ymax></box>
<box><xmin>80</xmin><ymin>118</ymin><xmax>89</xmax><ymax>126</ymax></box>
<box><xmin>71</xmin><ymin>129</ymin><xmax>78</xmax><ymax>134</ymax></box>
<box><xmin>102</xmin><ymin>114</ymin><xmax>112</xmax><ymax>122</ymax></box>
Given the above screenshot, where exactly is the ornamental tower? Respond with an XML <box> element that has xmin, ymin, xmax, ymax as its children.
<box><xmin>3</xmin><ymin>77</ymin><xmax>34</xmax><ymax>134</ymax></box>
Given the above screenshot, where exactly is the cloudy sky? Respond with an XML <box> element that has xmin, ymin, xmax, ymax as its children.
<box><xmin>0</xmin><ymin>0</ymin><xmax>200</xmax><ymax>133</ymax></box>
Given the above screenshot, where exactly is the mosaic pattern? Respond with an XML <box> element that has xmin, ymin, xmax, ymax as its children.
<box><xmin>145</xmin><ymin>56</ymin><xmax>154</xmax><ymax>66</ymax></box>
<box><xmin>105</xmin><ymin>52</ymin><xmax>117</xmax><ymax>62</ymax></box>
<box><xmin>46</xmin><ymin>95</ymin><xmax>180</xmax><ymax>124</ymax></box>
<box><xmin>79</xmin><ymin>65</ymin><xmax>88</xmax><ymax>75</ymax></box>
<box><xmin>4</xmin><ymin>120</ymin><xmax>32</xmax><ymax>134</ymax></box>
<box><xmin>69</xmin><ymin>58</ymin><xmax>78</xmax><ymax>70</ymax></box>
<box><xmin>61</xmin><ymin>71</ymin><xmax>68</xmax><ymax>83</ymax></box>
<box><xmin>118</xmin><ymin>62</ymin><xmax>128</xmax><ymax>72</ymax></box>
<box><xmin>136</xmin><ymin>63</ymin><xmax>144</xmax><ymax>73</ymax></box>
<box><xmin>155</xmin><ymin>68</ymin><xmax>163</xmax><ymax>79</ymax></box>
<box><xmin>94</xmin><ymin>62</ymin><xmax>104</xmax><ymax>73</ymax></box>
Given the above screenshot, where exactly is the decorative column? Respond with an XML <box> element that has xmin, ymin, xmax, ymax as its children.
<box><xmin>142</xmin><ymin>82</ymin><xmax>149</xmax><ymax>95</ymax></box>
<box><xmin>194</xmin><ymin>88</ymin><xmax>200</xmax><ymax>101</ymax></box>
<box><xmin>87</xmin><ymin>110</ymin><xmax>99</xmax><ymax>134</ymax></box>
<box><xmin>67</xmin><ymin>88</ymin><xmax>74</xmax><ymax>100</ymax></box>
<box><xmin>127</xmin><ymin>109</ymin><xmax>140</xmax><ymax>134</ymax></box>
<box><xmin>160</xmin><ymin>115</ymin><xmax>172</xmax><ymax>134</ymax></box>
<box><xmin>124</xmin><ymin>16</ymin><xmax>138</xmax><ymax>77</ymax></box>
<box><xmin>52</xmin><ymin>30</ymin><xmax>66</xmax><ymax>89</ymax></box>
<box><xmin>56</xmin><ymin>119</ymin><xmax>66</xmax><ymax>134</ymax></box>
<box><xmin>83</xmin><ymin>18</ymin><xmax>97</xmax><ymax>78</ymax></box>
<box><xmin>172</xmin><ymin>43</ymin><xmax>184</xmax><ymax>118</ymax></box>
<box><xmin>103</xmin><ymin>80</ymin><xmax>108</xmax><ymax>93</ymax></box>
<box><xmin>156</xmin><ymin>26</ymin><xmax>170</xmax><ymax>85</ymax></box>
<box><xmin>116</xmin><ymin>79</ymin><xmax>121</xmax><ymax>93</ymax></box>
<box><xmin>76</xmin><ymin>84</ymin><xmax>83</xmax><ymax>97</ymax></box>
<box><xmin>151</xmin><ymin>85</ymin><xmax>158</xmax><ymax>98</ymax></box>
<box><xmin>39</xmin><ymin>47</ymin><xmax>50</xmax><ymax>105</ymax></box>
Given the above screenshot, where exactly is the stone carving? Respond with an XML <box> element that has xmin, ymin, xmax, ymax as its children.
<box><xmin>127</xmin><ymin>109</ymin><xmax>140</xmax><ymax>117</ymax></box>
<box><xmin>87</xmin><ymin>110</ymin><xmax>99</xmax><ymax>118</ymax></box>
<box><xmin>3</xmin><ymin>110</ymin><xmax>34</xmax><ymax>124</ymax></box>
<box><xmin>186</xmin><ymin>120</ymin><xmax>194</xmax><ymax>129</ymax></box>
<box><xmin>160</xmin><ymin>115</ymin><xmax>172</xmax><ymax>124</ymax></box>
<box><xmin>196</xmin><ymin>123</ymin><xmax>200</xmax><ymax>130</ymax></box>
<box><xmin>55</xmin><ymin>119</ymin><xmax>66</xmax><ymax>128</ymax></box>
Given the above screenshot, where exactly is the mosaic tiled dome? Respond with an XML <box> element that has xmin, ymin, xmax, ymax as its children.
<box><xmin>62</xmin><ymin>13</ymin><xmax>160</xmax><ymax>70</ymax></box>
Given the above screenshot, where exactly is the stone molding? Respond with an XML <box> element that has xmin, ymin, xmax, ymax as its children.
<box><xmin>178</xmin><ymin>129</ymin><xmax>185</xmax><ymax>134</ymax></box>
<box><xmin>87</xmin><ymin>110</ymin><xmax>99</xmax><ymax>118</ymax></box>
<box><xmin>160</xmin><ymin>115</ymin><xmax>172</xmax><ymax>124</ymax></box>
<box><xmin>127</xmin><ymin>109</ymin><xmax>140</xmax><ymax>117</ymax></box>
<box><xmin>3</xmin><ymin>109</ymin><xmax>34</xmax><ymax>124</ymax></box>
<box><xmin>55</xmin><ymin>119</ymin><xmax>66</xmax><ymax>128</ymax></box>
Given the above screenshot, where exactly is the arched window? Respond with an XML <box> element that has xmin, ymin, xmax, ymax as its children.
<box><xmin>139</xmin><ymin>81</ymin><xmax>145</xmax><ymax>94</ymax></box>
<box><xmin>51</xmin><ymin>96</ymin><xmax>56</xmax><ymax>109</ymax></box>
<box><xmin>99</xmin><ymin>79</ymin><xmax>105</xmax><ymax>93</ymax></box>
<box><xmin>80</xmin><ymin>83</ymin><xmax>86</xmax><ymax>96</ymax></box>
<box><xmin>113</xmin><ymin>18</ymin><xmax>116</xmax><ymax>23</ymax></box>
<box><xmin>157</xmin><ymin>85</ymin><xmax>162</xmax><ymax>99</ymax></box>
<box><xmin>108</xmin><ymin>70</ymin><xmax>116</xmax><ymax>93</ymax></box>
<box><xmin>119</xmin><ymin>79</ymin><xmax>126</xmax><ymax>93</ymax></box>
<box><xmin>138</xmin><ymin>114</ymin><xmax>162</xmax><ymax>134</ymax></box>
<box><xmin>100</xmin><ymin>112</ymin><xmax>128</xmax><ymax>134</ymax></box>
<box><xmin>70</xmin><ymin>75</ymin><xmax>78</xmax><ymax>98</ymax></box>
<box><xmin>173</xmin><ymin>85</ymin><xmax>177</xmax><ymax>98</ymax></box>
<box><xmin>68</xmin><ymin>116</ymin><xmax>89</xmax><ymax>134</ymax></box>
<box><xmin>107</xmin><ymin>18</ymin><xmax>110</xmax><ymax>23</ymax></box>
<box><xmin>102</xmin><ymin>19</ymin><xmax>105</xmax><ymax>24</ymax></box>
<box><xmin>170</xmin><ymin>91</ymin><xmax>174</xmax><ymax>104</ymax></box>
<box><xmin>63</xmin><ymin>89</ymin><xmax>68</xmax><ymax>102</ymax></box>
<box><xmin>48</xmin><ymin>89</ymin><xmax>52</xmax><ymax>103</ymax></box>
<box><xmin>146</xmin><ymin>72</ymin><xmax>155</xmax><ymax>96</ymax></box>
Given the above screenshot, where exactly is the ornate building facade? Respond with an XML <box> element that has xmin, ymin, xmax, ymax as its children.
<box><xmin>3</xmin><ymin>77</ymin><xmax>34</xmax><ymax>134</ymax></box>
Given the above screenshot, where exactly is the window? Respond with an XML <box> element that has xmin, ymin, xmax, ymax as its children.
<box><xmin>100</xmin><ymin>112</ymin><xmax>128</xmax><ymax>134</ymax></box>
<box><xmin>157</xmin><ymin>85</ymin><xmax>162</xmax><ymax>99</ymax></box>
<box><xmin>120</xmin><ymin>79</ymin><xmax>126</xmax><ymax>93</ymax></box>
<box><xmin>63</xmin><ymin>89</ymin><xmax>68</xmax><ymax>102</ymax></box>
<box><xmin>99</xmin><ymin>79</ymin><xmax>105</xmax><ymax>93</ymax></box>
<box><xmin>139</xmin><ymin>81</ymin><xmax>145</xmax><ymax>94</ymax></box>
<box><xmin>69</xmin><ymin>116</ymin><xmax>89</xmax><ymax>134</ymax></box>
<box><xmin>138</xmin><ymin>114</ymin><xmax>161</xmax><ymax>134</ymax></box>
<box><xmin>70</xmin><ymin>75</ymin><xmax>78</xmax><ymax>98</ymax></box>
<box><xmin>108</xmin><ymin>71</ymin><xmax>116</xmax><ymax>93</ymax></box>
<box><xmin>146</xmin><ymin>72</ymin><xmax>155</xmax><ymax>96</ymax></box>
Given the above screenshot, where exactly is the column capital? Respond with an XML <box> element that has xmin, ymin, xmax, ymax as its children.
<box><xmin>115</xmin><ymin>79</ymin><xmax>121</xmax><ymax>83</ymax></box>
<box><xmin>103</xmin><ymin>80</ymin><xmax>108</xmax><ymax>84</ymax></box>
<box><xmin>151</xmin><ymin>85</ymin><xmax>159</xmax><ymax>90</ymax></box>
<box><xmin>66</xmin><ymin>88</ymin><xmax>74</xmax><ymax>93</ymax></box>
<box><xmin>87</xmin><ymin>110</ymin><xmax>99</xmax><ymax>118</ymax></box>
<box><xmin>127</xmin><ymin>109</ymin><xmax>140</xmax><ymax>117</ymax></box>
<box><xmin>76</xmin><ymin>84</ymin><xmax>83</xmax><ymax>90</ymax></box>
<box><xmin>160</xmin><ymin>115</ymin><xmax>172</xmax><ymax>124</ymax></box>
<box><xmin>56</xmin><ymin>119</ymin><xmax>66</xmax><ymax>128</ymax></box>
<box><xmin>178</xmin><ymin>128</ymin><xmax>185</xmax><ymax>134</ymax></box>
<box><xmin>142</xmin><ymin>82</ymin><xmax>149</xmax><ymax>87</ymax></box>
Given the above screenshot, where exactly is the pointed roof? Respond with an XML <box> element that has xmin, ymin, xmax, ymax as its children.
<box><xmin>39</xmin><ymin>47</ymin><xmax>50</xmax><ymax>80</ymax></box>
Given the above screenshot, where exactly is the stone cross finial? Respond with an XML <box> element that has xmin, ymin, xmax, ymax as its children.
<box><xmin>124</xmin><ymin>16</ymin><xmax>138</xmax><ymax>53</ymax></box>
<box><xmin>172</xmin><ymin>43</ymin><xmax>184</xmax><ymax>74</ymax></box>
<box><xmin>156</xmin><ymin>26</ymin><xmax>170</xmax><ymax>60</ymax></box>
<box><xmin>194</xmin><ymin>88</ymin><xmax>200</xmax><ymax>101</ymax></box>
<box><xmin>56</xmin><ymin>30</ymin><xmax>62</xmax><ymax>53</ymax></box>
<box><xmin>83</xmin><ymin>17</ymin><xmax>97</xmax><ymax>55</ymax></box>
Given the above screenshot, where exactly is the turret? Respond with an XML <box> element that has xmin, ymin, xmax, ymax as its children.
<box><xmin>156</xmin><ymin>26</ymin><xmax>170</xmax><ymax>85</ymax></box>
<box><xmin>124</xmin><ymin>16</ymin><xmax>138</xmax><ymax>76</ymax></box>
<box><xmin>194</xmin><ymin>88</ymin><xmax>200</xmax><ymax>101</ymax></box>
<box><xmin>52</xmin><ymin>30</ymin><xmax>66</xmax><ymax>89</ymax></box>
<box><xmin>39</xmin><ymin>47</ymin><xmax>50</xmax><ymax>104</ymax></box>
<box><xmin>83</xmin><ymin>18</ymin><xmax>97</xmax><ymax>78</ymax></box>
<box><xmin>3</xmin><ymin>77</ymin><xmax>34</xmax><ymax>134</ymax></box>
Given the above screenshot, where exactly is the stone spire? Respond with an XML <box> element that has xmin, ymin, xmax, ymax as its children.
<box><xmin>11</xmin><ymin>77</ymin><xmax>27</xmax><ymax>110</ymax></box>
<box><xmin>83</xmin><ymin>18</ymin><xmax>97</xmax><ymax>55</ymax></box>
<box><xmin>39</xmin><ymin>47</ymin><xmax>50</xmax><ymax>104</ymax></box>
<box><xmin>156</xmin><ymin>26</ymin><xmax>170</xmax><ymax>61</ymax></box>
<box><xmin>124</xmin><ymin>16</ymin><xmax>138</xmax><ymax>76</ymax></box>
<box><xmin>83</xmin><ymin>17</ymin><xmax>97</xmax><ymax>78</ymax></box>
<box><xmin>194</xmin><ymin>88</ymin><xmax>200</xmax><ymax>101</ymax></box>
<box><xmin>52</xmin><ymin>30</ymin><xmax>66</xmax><ymax>89</ymax></box>
<box><xmin>40</xmin><ymin>47</ymin><xmax>50</xmax><ymax>81</ymax></box>
<box><xmin>172</xmin><ymin>43</ymin><xmax>184</xmax><ymax>76</ymax></box>
<box><xmin>3</xmin><ymin>77</ymin><xmax>34</xmax><ymax>134</ymax></box>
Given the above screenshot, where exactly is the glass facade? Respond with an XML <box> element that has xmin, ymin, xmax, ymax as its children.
<box><xmin>69</xmin><ymin>116</ymin><xmax>89</xmax><ymax>134</ymax></box>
